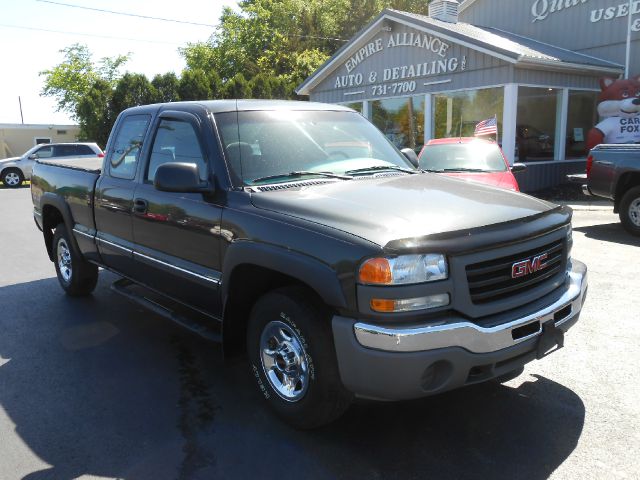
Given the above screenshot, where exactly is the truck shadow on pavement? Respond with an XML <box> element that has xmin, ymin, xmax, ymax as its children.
<box><xmin>574</xmin><ymin>222</ymin><xmax>640</xmax><ymax>247</ymax></box>
<box><xmin>0</xmin><ymin>275</ymin><xmax>585</xmax><ymax>480</ymax></box>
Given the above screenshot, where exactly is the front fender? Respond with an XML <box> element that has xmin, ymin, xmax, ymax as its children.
<box><xmin>221</xmin><ymin>240</ymin><xmax>348</xmax><ymax>309</ymax></box>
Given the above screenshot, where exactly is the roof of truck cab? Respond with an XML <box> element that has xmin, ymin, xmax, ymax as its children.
<box><xmin>124</xmin><ymin>100</ymin><xmax>355</xmax><ymax>115</ymax></box>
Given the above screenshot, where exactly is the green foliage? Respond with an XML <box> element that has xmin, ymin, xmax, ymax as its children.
<box><xmin>40</xmin><ymin>43</ymin><xmax>129</xmax><ymax>119</ymax></box>
<box><xmin>224</xmin><ymin>73</ymin><xmax>252</xmax><ymax>99</ymax></box>
<box><xmin>111</xmin><ymin>73</ymin><xmax>156</xmax><ymax>114</ymax></box>
<box><xmin>151</xmin><ymin>73</ymin><xmax>180</xmax><ymax>103</ymax></box>
<box><xmin>250</xmin><ymin>73</ymin><xmax>273</xmax><ymax>99</ymax></box>
<box><xmin>76</xmin><ymin>79</ymin><xmax>114</xmax><ymax>147</ymax></box>
<box><xmin>178</xmin><ymin>69</ymin><xmax>211</xmax><ymax>101</ymax></box>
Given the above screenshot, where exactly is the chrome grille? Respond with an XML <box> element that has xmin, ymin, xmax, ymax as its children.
<box><xmin>466</xmin><ymin>238</ymin><xmax>565</xmax><ymax>304</ymax></box>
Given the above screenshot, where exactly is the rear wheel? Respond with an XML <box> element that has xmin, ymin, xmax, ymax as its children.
<box><xmin>247</xmin><ymin>286</ymin><xmax>352</xmax><ymax>429</ymax></box>
<box><xmin>53</xmin><ymin>224</ymin><xmax>99</xmax><ymax>296</ymax></box>
<box><xmin>619</xmin><ymin>186</ymin><xmax>640</xmax><ymax>236</ymax></box>
<box><xmin>2</xmin><ymin>168</ymin><xmax>24</xmax><ymax>188</ymax></box>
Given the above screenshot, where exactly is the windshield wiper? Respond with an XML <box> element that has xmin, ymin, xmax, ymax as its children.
<box><xmin>345</xmin><ymin>165</ymin><xmax>419</xmax><ymax>175</ymax></box>
<box><xmin>251</xmin><ymin>170</ymin><xmax>353</xmax><ymax>184</ymax></box>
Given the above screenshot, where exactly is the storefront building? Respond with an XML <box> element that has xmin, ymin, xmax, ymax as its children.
<box><xmin>297</xmin><ymin>0</ymin><xmax>638</xmax><ymax>191</ymax></box>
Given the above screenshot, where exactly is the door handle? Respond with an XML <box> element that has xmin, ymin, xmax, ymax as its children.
<box><xmin>133</xmin><ymin>198</ymin><xmax>148</xmax><ymax>214</ymax></box>
<box><xmin>595</xmin><ymin>161</ymin><xmax>613</xmax><ymax>166</ymax></box>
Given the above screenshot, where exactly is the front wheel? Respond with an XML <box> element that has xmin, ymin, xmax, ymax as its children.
<box><xmin>619</xmin><ymin>186</ymin><xmax>640</xmax><ymax>237</ymax></box>
<box><xmin>247</xmin><ymin>287</ymin><xmax>352</xmax><ymax>429</ymax></box>
<box><xmin>53</xmin><ymin>224</ymin><xmax>99</xmax><ymax>296</ymax></box>
<box><xmin>2</xmin><ymin>168</ymin><xmax>24</xmax><ymax>188</ymax></box>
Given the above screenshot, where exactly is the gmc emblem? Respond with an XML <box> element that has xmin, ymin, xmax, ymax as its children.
<box><xmin>512</xmin><ymin>253</ymin><xmax>549</xmax><ymax>279</ymax></box>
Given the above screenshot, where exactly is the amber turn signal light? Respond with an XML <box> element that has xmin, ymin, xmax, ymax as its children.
<box><xmin>359</xmin><ymin>258</ymin><xmax>392</xmax><ymax>285</ymax></box>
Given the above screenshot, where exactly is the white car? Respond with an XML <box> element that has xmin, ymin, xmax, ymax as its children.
<box><xmin>0</xmin><ymin>142</ymin><xmax>103</xmax><ymax>188</ymax></box>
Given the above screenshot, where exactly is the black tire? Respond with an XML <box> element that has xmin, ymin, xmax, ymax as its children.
<box><xmin>52</xmin><ymin>223</ymin><xmax>99</xmax><ymax>296</ymax></box>
<box><xmin>619</xmin><ymin>186</ymin><xmax>640</xmax><ymax>237</ymax></box>
<box><xmin>247</xmin><ymin>286</ymin><xmax>352</xmax><ymax>429</ymax></box>
<box><xmin>1</xmin><ymin>168</ymin><xmax>24</xmax><ymax>188</ymax></box>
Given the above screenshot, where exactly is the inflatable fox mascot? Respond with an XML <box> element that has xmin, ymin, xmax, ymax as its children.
<box><xmin>587</xmin><ymin>75</ymin><xmax>640</xmax><ymax>150</ymax></box>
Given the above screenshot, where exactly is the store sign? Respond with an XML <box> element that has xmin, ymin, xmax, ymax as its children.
<box><xmin>334</xmin><ymin>31</ymin><xmax>467</xmax><ymax>96</ymax></box>
<box><xmin>531</xmin><ymin>0</ymin><xmax>640</xmax><ymax>31</ymax></box>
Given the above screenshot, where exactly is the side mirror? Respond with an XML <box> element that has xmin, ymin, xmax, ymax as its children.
<box><xmin>154</xmin><ymin>162</ymin><xmax>214</xmax><ymax>193</ymax></box>
<box><xmin>28</xmin><ymin>153</ymin><xmax>38</xmax><ymax>160</ymax></box>
<box><xmin>511</xmin><ymin>163</ymin><xmax>527</xmax><ymax>173</ymax></box>
<box><xmin>401</xmin><ymin>148</ymin><xmax>420</xmax><ymax>169</ymax></box>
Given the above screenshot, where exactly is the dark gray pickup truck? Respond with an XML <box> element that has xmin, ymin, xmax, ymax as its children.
<box><xmin>582</xmin><ymin>144</ymin><xmax>640</xmax><ymax>236</ymax></box>
<box><xmin>31</xmin><ymin>100</ymin><xmax>587</xmax><ymax>428</ymax></box>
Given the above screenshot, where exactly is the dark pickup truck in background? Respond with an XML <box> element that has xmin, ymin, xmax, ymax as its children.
<box><xmin>31</xmin><ymin>100</ymin><xmax>587</xmax><ymax>428</ymax></box>
<box><xmin>582</xmin><ymin>144</ymin><xmax>640</xmax><ymax>236</ymax></box>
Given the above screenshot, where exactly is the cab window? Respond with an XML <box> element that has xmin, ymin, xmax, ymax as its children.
<box><xmin>146</xmin><ymin>119</ymin><xmax>208</xmax><ymax>182</ymax></box>
<box><xmin>108</xmin><ymin>115</ymin><xmax>150</xmax><ymax>179</ymax></box>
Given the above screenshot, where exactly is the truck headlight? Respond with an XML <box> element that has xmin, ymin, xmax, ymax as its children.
<box><xmin>358</xmin><ymin>254</ymin><xmax>448</xmax><ymax>285</ymax></box>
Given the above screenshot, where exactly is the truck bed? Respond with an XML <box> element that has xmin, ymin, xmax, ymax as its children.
<box><xmin>38</xmin><ymin>157</ymin><xmax>103</xmax><ymax>173</ymax></box>
<box><xmin>31</xmin><ymin>159</ymin><xmax>102</xmax><ymax>239</ymax></box>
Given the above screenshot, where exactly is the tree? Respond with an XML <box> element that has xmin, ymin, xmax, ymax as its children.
<box><xmin>110</xmin><ymin>73</ymin><xmax>156</xmax><ymax>115</ymax></box>
<box><xmin>224</xmin><ymin>73</ymin><xmax>252</xmax><ymax>99</ymax></box>
<box><xmin>207</xmin><ymin>71</ymin><xmax>223</xmax><ymax>99</ymax></box>
<box><xmin>178</xmin><ymin>69</ymin><xmax>211</xmax><ymax>101</ymax></box>
<box><xmin>179</xmin><ymin>0</ymin><xmax>432</xmax><ymax>88</ymax></box>
<box><xmin>151</xmin><ymin>72</ymin><xmax>180</xmax><ymax>103</ymax></box>
<box><xmin>40</xmin><ymin>43</ymin><xmax>128</xmax><ymax>119</ymax></box>
<box><xmin>76</xmin><ymin>79</ymin><xmax>114</xmax><ymax>147</ymax></box>
<box><xmin>250</xmin><ymin>73</ymin><xmax>273</xmax><ymax>99</ymax></box>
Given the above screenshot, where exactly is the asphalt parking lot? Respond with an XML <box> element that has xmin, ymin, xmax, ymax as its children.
<box><xmin>1</xmin><ymin>185</ymin><xmax>638</xmax><ymax>480</ymax></box>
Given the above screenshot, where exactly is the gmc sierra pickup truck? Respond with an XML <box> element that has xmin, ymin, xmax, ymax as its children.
<box><xmin>31</xmin><ymin>100</ymin><xmax>587</xmax><ymax>428</ymax></box>
<box><xmin>582</xmin><ymin>144</ymin><xmax>640</xmax><ymax>236</ymax></box>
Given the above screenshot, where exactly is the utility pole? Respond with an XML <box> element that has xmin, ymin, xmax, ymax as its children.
<box><xmin>18</xmin><ymin>96</ymin><xmax>24</xmax><ymax>124</ymax></box>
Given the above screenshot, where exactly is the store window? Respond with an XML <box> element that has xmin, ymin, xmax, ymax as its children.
<box><xmin>516</xmin><ymin>87</ymin><xmax>557</xmax><ymax>162</ymax></box>
<box><xmin>344</xmin><ymin>101</ymin><xmax>363</xmax><ymax>113</ymax></box>
<box><xmin>371</xmin><ymin>96</ymin><xmax>425</xmax><ymax>153</ymax></box>
<box><xmin>566</xmin><ymin>91</ymin><xmax>598</xmax><ymax>159</ymax></box>
<box><xmin>433</xmin><ymin>87</ymin><xmax>504</xmax><ymax>140</ymax></box>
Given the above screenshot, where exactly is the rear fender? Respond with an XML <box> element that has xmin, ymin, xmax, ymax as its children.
<box><xmin>40</xmin><ymin>192</ymin><xmax>82</xmax><ymax>261</ymax></box>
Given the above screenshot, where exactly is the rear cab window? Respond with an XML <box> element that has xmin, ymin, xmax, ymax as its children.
<box><xmin>107</xmin><ymin>115</ymin><xmax>151</xmax><ymax>179</ymax></box>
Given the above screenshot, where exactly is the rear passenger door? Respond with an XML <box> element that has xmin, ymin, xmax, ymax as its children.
<box><xmin>131</xmin><ymin>111</ymin><xmax>224</xmax><ymax>316</ymax></box>
<box><xmin>94</xmin><ymin>114</ymin><xmax>151</xmax><ymax>277</ymax></box>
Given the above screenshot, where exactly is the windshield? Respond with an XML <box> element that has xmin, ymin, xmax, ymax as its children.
<box><xmin>418</xmin><ymin>142</ymin><xmax>507</xmax><ymax>172</ymax></box>
<box><xmin>216</xmin><ymin>110</ymin><xmax>415</xmax><ymax>185</ymax></box>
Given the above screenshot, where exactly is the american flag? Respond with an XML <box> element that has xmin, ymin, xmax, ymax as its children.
<box><xmin>474</xmin><ymin>116</ymin><xmax>498</xmax><ymax>136</ymax></box>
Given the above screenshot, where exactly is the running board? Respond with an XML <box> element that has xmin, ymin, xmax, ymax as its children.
<box><xmin>110</xmin><ymin>278</ymin><xmax>222</xmax><ymax>342</ymax></box>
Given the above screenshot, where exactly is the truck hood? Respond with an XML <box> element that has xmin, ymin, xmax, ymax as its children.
<box><xmin>250</xmin><ymin>173</ymin><xmax>558</xmax><ymax>247</ymax></box>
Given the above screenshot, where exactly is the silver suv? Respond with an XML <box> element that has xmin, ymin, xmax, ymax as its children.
<box><xmin>0</xmin><ymin>142</ymin><xmax>103</xmax><ymax>188</ymax></box>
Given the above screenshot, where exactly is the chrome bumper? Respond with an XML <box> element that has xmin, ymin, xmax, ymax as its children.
<box><xmin>354</xmin><ymin>260</ymin><xmax>587</xmax><ymax>354</ymax></box>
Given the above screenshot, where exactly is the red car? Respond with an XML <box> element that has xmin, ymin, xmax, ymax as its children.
<box><xmin>417</xmin><ymin>137</ymin><xmax>525</xmax><ymax>191</ymax></box>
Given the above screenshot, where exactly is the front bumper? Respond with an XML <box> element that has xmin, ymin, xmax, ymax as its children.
<box><xmin>332</xmin><ymin>260</ymin><xmax>587</xmax><ymax>401</ymax></box>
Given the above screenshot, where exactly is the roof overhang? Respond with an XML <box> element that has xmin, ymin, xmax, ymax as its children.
<box><xmin>296</xmin><ymin>8</ymin><xmax>623</xmax><ymax>96</ymax></box>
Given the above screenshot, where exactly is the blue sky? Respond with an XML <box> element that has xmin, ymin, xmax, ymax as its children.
<box><xmin>0</xmin><ymin>0</ymin><xmax>237</xmax><ymax>125</ymax></box>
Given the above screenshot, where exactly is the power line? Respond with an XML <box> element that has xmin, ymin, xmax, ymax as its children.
<box><xmin>0</xmin><ymin>23</ymin><xmax>184</xmax><ymax>45</ymax></box>
<box><xmin>36</xmin><ymin>0</ymin><xmax>217</xmax><ymax>28</ymax></box>
<box><xmin>36</xmin><ymin>0</ymin><xmax>349</xmax><ymax>42</ymax></box>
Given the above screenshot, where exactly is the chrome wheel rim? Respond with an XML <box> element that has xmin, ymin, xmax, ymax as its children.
<box><xmin>4</xmin><ymin>172</ymin><xmax>20</xmax><ymax>186</ymax></box>
<box><xmin>57</xmin><ymin>238</ymin><xmax>72</xmax><ymax>283</ymax></box>
<box><xmin>629</xmin><ymin>198</ymin><xmax>640</xmax><ymax>227</ymax></box>
<box><xmin>259</xmin><ymin>320</ymin><xmax>309</xmax><ymax>402</ymax></box>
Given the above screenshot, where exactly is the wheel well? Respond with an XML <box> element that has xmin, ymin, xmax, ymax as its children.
<box><xmin>42</xmin><ymin>205</ymin><xmax>64</xmax><ymax>260</ymax></box>
<box><xmin>222</xmin><ymin>264</ymin><xmax>328</xmax><ymax>359</ymax></box>
<box><xmin>615</xmin><ymin>173</ymin><xmax>640</xmax><ymax>211</ymax></box>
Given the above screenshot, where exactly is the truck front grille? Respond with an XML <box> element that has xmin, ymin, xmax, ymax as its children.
<box><xmin>465</xmin><ymin>238</ymin><xmax>565</xmax><ymax>304</ymax></box>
